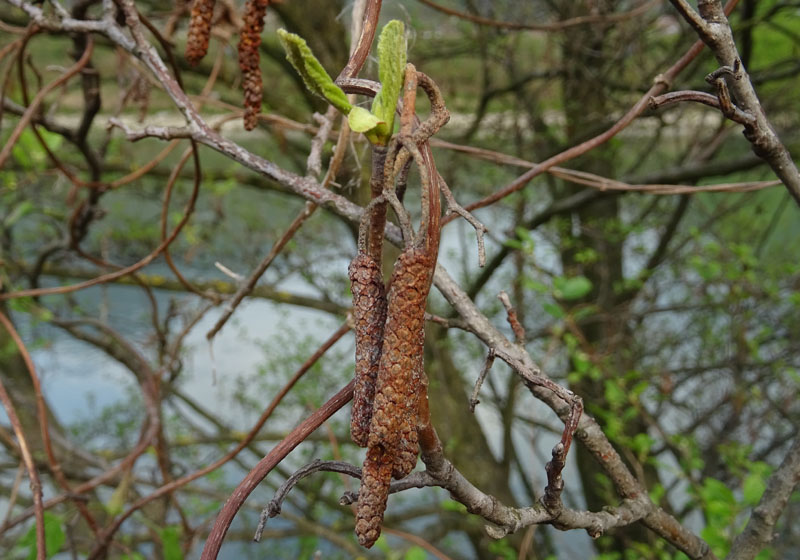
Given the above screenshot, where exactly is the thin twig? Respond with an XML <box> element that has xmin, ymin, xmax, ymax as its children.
<box><xmin>0</xmin><ymin>352</ymin><xmax>46</xmax><ymax>560</ymax></box>
<box><xmin>469</xmin><ymin>349</ymin><xmax>496</xmax><ymax>412</ymax></box>
<box><xmin>416</xmin><ymin>0</ymin><xmax>659</xmax><ymax>32</ymax></box>
<box><xmin>0</xmin><ymin>310</ymin><xmax>100</xmax><ymax>532</ymax></box>
<box><xmin>498</xmin><ymin>291</ymin><xmax>526</xmax><ymax>344</ymax></box>
<box><xmin>200</xmin><ymin>381</ymin><xmax>356</xmax><ymax>560</ymax></box>
<box><xmin>667</xmin><ymin>0</ymin><xmax>800</xmax><ymax>206</ymax></box>
<box><xmin>727</xmin><ymin>436</ymin><xmax>800</xmax><ymax>560</ymax></box>
<box><xmin>255</xmin><ymin>459</ymin><xmax>362</xmax><ymax>541</ymax></box>
<box><xmin>0</xmin><ymin>37</ymin><xmax>94</xmax><ymax>170</ymax></box>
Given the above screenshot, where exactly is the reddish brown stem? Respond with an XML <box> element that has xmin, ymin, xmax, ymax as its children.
<box><xmin>200</xmin><ymin>381</ymin><xmax>354</xmax><ymax>559</ymax></box>
<box><xmin>0</xmin><ymin>376</ymin><xmax>46</xmax><ymax>559</ymax></box>
<box><xmin>0</xmin><ymin>311</ymin><xmax>99</xmax><ymax>532</ymax></box>
<box><xmin>336</xmin><ymin>0</ymin><xmax>383</xmax><ymax>82</ymax></box>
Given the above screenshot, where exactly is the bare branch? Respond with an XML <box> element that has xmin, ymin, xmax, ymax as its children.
<box><xmin>727</xmin><ymin>436</ymin><xmax>800</xmax><ymax>560</ymax></box>
<box><xmin>667</xmin><ymin>0</ymin><xmax>800</xmax><ymax>206</ymax></box>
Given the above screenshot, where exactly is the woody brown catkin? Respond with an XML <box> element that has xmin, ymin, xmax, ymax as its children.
<box><xmin>356</xmin><ymin>248</ymin><xmax>435</xmax><ymax>547</ymax></box>
<box><xmin>349</xmin><ymin>253</ymin><xmax>387</xmax><ymax>447</ymax></box>
<box><xmin>185</xmin><ymin>0</ymin><xmax>215</xmax><ymax>66</ymax></box>
<box><xmin>239</xmin><ymin>0</ymin><xmax>270</xmax><ymax>130</ymax></box>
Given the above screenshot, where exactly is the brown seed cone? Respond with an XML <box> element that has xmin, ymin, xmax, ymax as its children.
<box><xmin>349</xmin><ymin>253</ymin><xmax>387</xmax><ymax>447</ymax></box>
<box><xmin>186</xmin><ymin>0</ymin><xmax>216</xmax><ymax>66</ymax></box>
<box><xmin>355</xmin><ymin>248</ymin><xmax>434</xmax><ymax>545</ymax></box>
<box><xmin>368</xmin><ymin>248</ymin><xmax>434</xmax><ymax>454</ymax></box>
<box><xmin>391</xmin><ymin>318</ymin><xmax>424</xmax><ymax>479</ymax></box>
<box><xmin>238</xmin><ymin>0</ymin><xmax>270</xmax><ymax>130</ymax></box>
<box><xmin>391</xmin><ymin>426</ymin><xmax>419</xmax><ymax>479</ymax></box>
<box><xmin>355</xmin><ymin>444</ymin><xmax>393</xmax><ymax>548</ymax></box>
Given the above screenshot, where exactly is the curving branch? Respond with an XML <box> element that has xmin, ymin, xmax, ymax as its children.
<box><xmin>667</xmin><ymin>0</ymin><xmax>800</xmax><ymax>206</ymax></box>
<box><xmin>727</xmin><ymin>436</ymin><xmax>800</xmax><ymax>560</ymax></box>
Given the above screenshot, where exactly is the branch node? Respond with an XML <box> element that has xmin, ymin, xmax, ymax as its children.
<box><xmin>485</xmin><ymin>524</ymin><xmax>509</xmax><ymax>539</ymax></box>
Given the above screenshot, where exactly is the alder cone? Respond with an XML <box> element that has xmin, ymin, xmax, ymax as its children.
<box><xmin>349</xmin><ymin>253</ymin><xmax>387</xmax><ymax>447</ymax></box>
<box><xmin>368</xmin><ymin>248</ymin><xmax>434</xmax><ymax>453</ymax></box>
<box><xmin>238</xmin><ymin>0</ymin><xmax>270</xmax><ymax>130</ymax></box>
<box><xmin>356</xmin><ymin>248</ymin><xmax>434</xmax><ymax>547</ymax></box>
<box><xmin>185</xmin><ymin>0</ymin><xmax>215</xmax><ymax>66</ymax></box>
<box><xmin>355</xmin><ymin>444</ymin><xmax>394</xmax><ymax>548</ymax></box>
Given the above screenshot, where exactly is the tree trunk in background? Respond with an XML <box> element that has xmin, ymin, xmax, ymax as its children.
<box><xmin>557</xmin><ymin>1</ymin><xmax>657</xmax><ymax>553</ymax></box>
<box><xmin>426</xmin><ymin>324</ymin><xmax>524</xmax><ymax>558</ymax></box>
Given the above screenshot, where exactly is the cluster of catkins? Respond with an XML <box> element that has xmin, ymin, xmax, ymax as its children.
<box><xmin>349</xmin><ymin>160</ymin><xmax>440</xmax><ymax>547</ymax></box>
<box><xmin>185</xmin><ymin>0</ymin><xmax>269</xmax><ymax>130</ymax></box>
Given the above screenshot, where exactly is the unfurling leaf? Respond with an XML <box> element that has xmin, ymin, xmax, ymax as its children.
<box><xmin>277</xmin><ymin>29</ymin><xmax>352</xmax><ymax>115</ymax></box>
<box><xmin>348</xmin><ymin>106</ymin><xmax>382</xmax><ymax>133</ymax></box>
<box><xmin>370</xmin><ymin>20</ymin><xmax>407</xmax><ymax>143</ymax></box>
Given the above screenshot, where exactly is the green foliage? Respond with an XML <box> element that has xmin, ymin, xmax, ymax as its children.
<box><xmin>403</xmin><ymin>546</ymin><xmax>427</xmax><ymax>560</ymax></box>
<box><xmin>441</xmin><ymin>499</ymin><xmax>467</xmax><ymax>513</ymax></box>
<box><xmin>370</xmin><ymin>20</ymin><xmax>407</xmax><ymax>143</ymax></box>
<box><xmin>277</xmin><ymin>29</ymin><xmax>353</xmax><ymax>115</ymax></box>
<box><xmin>3</xmin><ymin>200</ymin><xmax>34</xmax><ymax>227</ymax></box>
<box><xmin>158</xmin><ymin>526</ymin><xmax>183</xmax><ymax>560</ymax></box>
<box><xmin>553</xmin><ymin>276</ymin><xmax>593</xmax><ymax>301</ymax></box>
<box><xmin>347</xmin><ymin>105</ymin><xmax>382</xmax><ymax>133</ymax></box>
<box><xmin>694</xmin><ymin>459</ymin><xmax>774</xmax><ymax>560</ymax></box>
<box><xmin>9</xmin><ymin>129</ymin><xmax>62</xmax><ymax>172</ymax></box>
<box><xmin>16</xmin><ymin>512</ymin><xmax>65</xmax><ymax>560</ymax></box>
<box><xmin>505</xmin><ymin>226</ymin><xmax>536</xmax><ymax>253</ymax></box>
<box><xmin>487</xmin><ymin>538</ymin><xmax>516</xmax><ymax>560</ymax></box>
<box><xmin>699</xmin><ymin>477</ymin><xmax>738</xmax><ymax>557</ymax></box>
<box><xmin>278</xmin><ymin>21</ymin><xmax>408</xmax><ymax>144</ymax></box>
<box><xmin>104</xmin><ymin>469</ymin><xmax>133</xmax><ymax>515</ymax></box>
<box><xmin>298</xmin><ymin>535</ymin><xmax>319</xmax><ymax>559</ymax></box>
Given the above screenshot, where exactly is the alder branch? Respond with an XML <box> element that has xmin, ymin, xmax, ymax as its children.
<box><xmin>29</xmin><ymin>264</ymin><xmax>348</xmax><ymax>316</ymax></box>
<box><xmin>727</xmin><ymin>436</ymin><xmax>800</xmax><ymax>560</ymax></box>
<box><xmin>667</xmin><ymin>0</ymin><xmax>800</xmax><ymax>206</ymax></box>
<box><xmin>430</xmin><ymin>266</ymin><xmax>719</xmax><ymax>558</ymax></box>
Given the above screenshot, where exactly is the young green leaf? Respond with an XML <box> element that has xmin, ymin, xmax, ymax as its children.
<box><xmin>19</xmin><ymin>512</ymin><xmax>65</xmax><ymax>560</ymax></box>
<box><xmin>370</xmin><ymin>20</ymin><xmax>407</xmax><ymax>143</ymax></box>
<box><xmin>276</xmin><ymin>29</ymin><xmax>352</xmax><ymax>115</ymax></box>
<box><xmin>348</xmin><ymin>106</ymin><xmax>382</xmax><ymax>133</ymax></box>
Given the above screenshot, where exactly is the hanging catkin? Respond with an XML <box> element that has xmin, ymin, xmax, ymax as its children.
<box><xmin>356</xmin><ymin>247</ymin><xmax>435</xmax><ymax>547</ymax></box>
<box><xmin>185</xmin><ymin>0</ymin><xmax>215</xmax><ymax>66</ymax></box>
<box><xmin>349</xmin><ymin>253</ymin><xmax>387</xmax><ymax>447</ymax></box>
<box><xmin>238</xmin><ymin>0</ymin><xmax>270</xmax><ymax>130</ymax></box>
